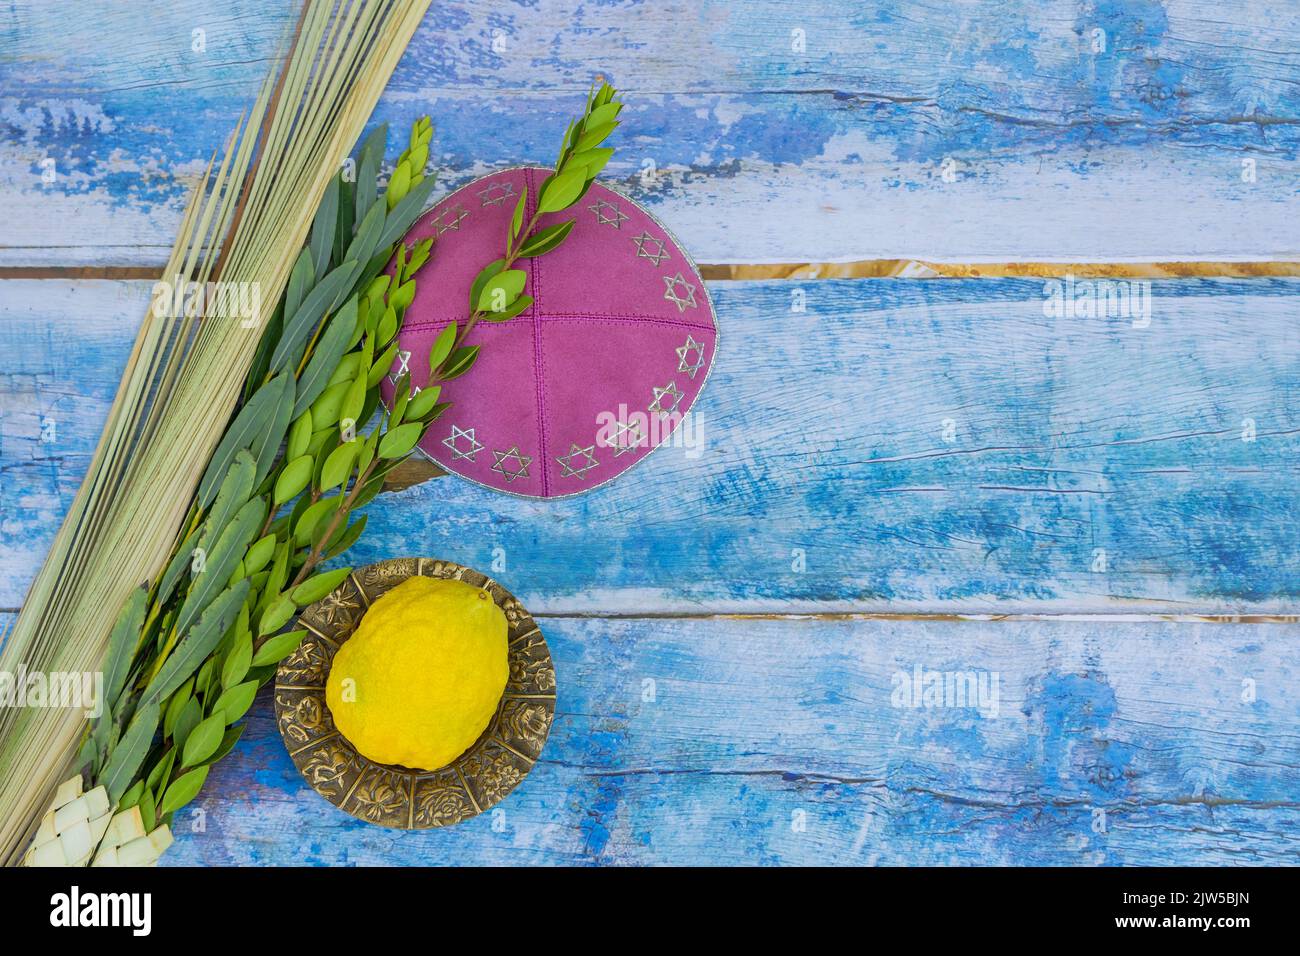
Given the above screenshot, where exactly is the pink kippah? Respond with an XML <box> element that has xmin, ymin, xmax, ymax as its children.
<box><xmin>381</xmin><ymin>166</ymin><xmax>717</xmax><ymax>498</ymax></box>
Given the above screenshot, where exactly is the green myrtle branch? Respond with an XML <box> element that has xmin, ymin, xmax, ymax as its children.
<box><xmin>441</xmin><ymin>81</ymin><xmax>624</xmax><ymax>378</ymax></box>
<box><xmin>71</xmin><ymin>117</ymin><xmax>439</xmax><ymax>849</ymax></box>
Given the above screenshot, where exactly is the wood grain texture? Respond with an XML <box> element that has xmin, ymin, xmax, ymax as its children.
<box><xmin>2</xmin><ymin>0</ymin><xmax>1298</xmax><ymax>266</ymax></box>
<box><xmin>130</xmin><ymin>615</ymin><xmax>1295</xmax><ymax>866</ymax></box>
<box><xmin>3</xmin><ymin>277</ymin><xmax>1298</xmax><ymax>614</ymax></box>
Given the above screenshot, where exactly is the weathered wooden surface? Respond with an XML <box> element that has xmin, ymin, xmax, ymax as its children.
<box><xmin>147</xmin><ymin>616</ymin><xmax>1296</xmax><ymax>866</ymax></box>
<box><xmin>0</xmin><ymin>611</ymin><xmax>1293</xmax><ymax>866</ymax></box>
<box><xmin>4</xmin><ymin>277</ymin><xmax>1298</xmax><ymax>615</ymax></box>
<box><xmin>3</xmin><ymin>0</ymin><xmax>1298</xmax><ymax>266</ymax></box>
<box><xmin>2</xmin><ymin>0</ymin><xmax>1298</xmax><ymax>868</ymax></box>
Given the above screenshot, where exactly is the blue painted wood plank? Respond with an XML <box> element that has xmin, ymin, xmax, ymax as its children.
<box><xmin>2</xmin><ymin>277</ymin><xmax>1298</xmax><ymax>614</ymax></box>
<box><xmin>135</xmin><ymin>615</ymin><xmax>1296</xmax><ymax>866</ymax></box>
<box><xmin>2</xmin><ymin>1</ymin><xmax>1298</xmax><ymax>265</ymax></box>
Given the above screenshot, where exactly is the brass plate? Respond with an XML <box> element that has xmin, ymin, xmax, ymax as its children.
<box><xmin>274</xmin><ymin>557</ymin><xmax>555</xmax><ymax>829</ymax></box>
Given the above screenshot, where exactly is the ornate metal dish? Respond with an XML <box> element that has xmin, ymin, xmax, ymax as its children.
<box><xmin>274</xmin><ymin>557</ymin><xmax>555</xmax><ymax>828</ymax></box>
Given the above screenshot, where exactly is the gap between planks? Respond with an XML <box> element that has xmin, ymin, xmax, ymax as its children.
<box><xmin>0</xmin><ymin>608</ymin><xmax>1294</xmax><ymax>624</ymax></box>
<box><xmin>4</xmin><ymin>261</ymin><xmax>1300</xmax><ymax>281</ymax></box>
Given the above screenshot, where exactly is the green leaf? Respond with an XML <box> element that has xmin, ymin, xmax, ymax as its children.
<box><xmin>162</xmin><ymin>680</ymin><xmax>193</xmax><ymax>740</ymax></box>
<box><xmin>351</xmin><ymin>473</ymin><xmax>386</xmax><ymax>510</ymax></box>
<box><xmin>101</xmin><ymin>586</ymin><xmax>148</xmax><ymax>717</ymax></box>
<box><xmin>243</xmin><ymin>300</ymin><xmax>283</xmax><ymax>403</ymax></box>
<box><xmin>570</xmin><ymin>146</ymin><xmax>614</xmax><ymax>178</ymax></box>
<box><xmin>386</xmin><ymin>160</ymin><xmax>411</xmax><ymax>210</ymax></box>
<box><xmin>468</xmin><ymin>259</ymin><xmax>505</xmax><ymax>315</ymax></box>
<box><xmin>586</xmin><ymin>101</ymin><xmax>622</xmax><ymax>129</ymax></box>
<box><xmin>293</xmin><ymin>296</ymin><xmax>359</xmax><ymax>418</ymax></box>
<box><xmin>243</xmin><ymin>533</ymin><xmax>277</xmax><ymax>576</ymax></box>
<box><xmin>366</xmin><ymin>342</ymin><xmax>400</xmax><ymax>389</ymax></box>
<box><xmin>321</xmin><ymin>440</ymin><xmax>359</xmax><ymax>491</ymax></box>
<box><xmin>295</xmin><ymin>496</ymin><xmax>340</xmax><ymax>547</ymax></box>
<box><xmin>309</xmin><ymin>176</ymin><xmax>339</xmax><ymax>280</ymax></box>
<box><xmin>194</xmin><ymin>453</ymin><xmax>255</xmax><ymax>570</ymax></box>
<box><xmin>258</xmin><ymin>593</ymin><xmax>297</xmax><ymax>636</ymax></box>
<box><xmin>145</xmin><ymin>746</ymin><xmax>172</xmax><ymax>794</ymax></box>
<box><xmin>252</xmin><ymin>629</ymin><xmax>308</xmax><ymax>668</ymax></box>
<box><xmin>377</xmin><ymin>303</ymin><xmax>399</xmax><ymax>343</ymax></box>
<box><xmin>211</xmin><ymin>680</ymin><xmax>259</xmax><ymax>725</ymax></box>
<box><xmin>97</xmin><ymin>699</ymin><xmax>160</xmax><ymax>804</ymax></box>
<box><xmin>310</xmin><ymin>379</ymin><xmax>350</xmax><ymax>430</ymax></box>
<box><xmin>325</xmin><ymin>514</ymin><xmax>367</xmax><ymax>560</ymax></box>
<box><xmin>171</xmin><ymin>697</ymin><xmax>201</xmax><ymax>755</ymax></box>
<box><xmin>291</xmin><ymin>567</ymin><xmax>353</xmax><ymax>606</ymax></box>
<box><xmin>407</xmin><ymin>141</ymin><xmax>429</xmax><ymax>178</ymax></box>
<box><xmin>405</xmin><ymin>237</ymin><xmax>433</xmax><ymax>278</ymax></box>
<box><xmin>391</xmin><ymin>373</ymin><xmax>412</xmax><ymax>424</ymax></box>
<box><xmin>573</xmin><ymin>121</ymin><xmax>616</xmax><ymax>153</ymax></box>
<box><xmin>537</xmin><ymin>167</ymin><xmax>586</xmax><ymax>214</ymax></box>
<box><xmin>335</xmin><ymin>174</ymin><xmax>354</xmax><ymax>266</ymax></box>
<box><xmin>355</xmin><ymin>122</ymin><xmax>387</xmax><ymax>224</ymax></box>
<box><xmin>274</xmin><ymin>454</ymin><xmax>315</xmax><ymax>505</ymax></box>
<box><xmin>510</xmin><ymin>187</ymin><xmax>527</xmax><ymax>240</ymax></box>
<box><xmin>175</xmin><ymin>497</ymin><xmax>264</xmax><ymax>639</ymax></box>
<box><xmin>196</xmin><ymin>377</ymin><xmax>283</xmax><ymax>508</ymax></box>
<box><xmin>518</xmin><ymin>219</ymin><xmax>575</xmax><ymax>259</ymax></box>
<box><xmin>284</xmin><ymin>248</ymin><xmax>313</xmax><ymax>326</ymax></box>
<box><xmin>157</xmin><ymin>522</ymin><xmax>202</xmax><ymax>607</ymax></box>
<box><xmin>118</xmin><ymin>780</ymin><xmax>145</xmax><ymax>813</ymax></box>
<box><xmin>476</xmin><ymin>269</ymin><xmax>527</xmax><ymax>313</ymax></box>
<box><xmin>340</xmin><ymin>374</ymin><xmax>367</xmax><ymax>432</ymax></box>
<box><xmin>483</xmin><ymin>294</ymin><xmax>533</xmax><ymax>323</ymax></box>
<box><xmin>376</xmin><ymin>171</ymin><xmax>440</xmax><ymax>249</ymax></box>
<box><xmin>405</xmin><ymin>385</ymin><xmax>442</xmax><ymax>420</ymax></box>
<box><xmin>270</xmin><ymin>259</ymin><xmax>358</xmax><ymax>373</ymax></box>
<box><xmin>427</xmin><ymin>325</ymin><xmax>457</xmax><ymax>377</ymax></box>
<box><xmin>439</xmin><ymin>345</ymin><xmax>479</xmax><ymax>381</ymax></box>
<box><xmin>221</xmin><ymin>630</ymin><xmax>253</xmax><ymax>689</ymax></box>
<box><xmin>193</xmin><ymin>657</ymin><xmax>216</xmax><ymax>705</ymax></box>
<box><xmin>139</xmin><ymin>788</ymin><xmax>157</xmax><ymax>833</ymax></box>
<box><xmin>358</xmin><ymin>429</ymin><xmax>379</xmax><ymax>475</ymax></box>
<box><xmin>209</xmin><ymin>724</ymin><xmax>245</xmax><ymax>765</ymax></box>
<box><xmin>159</xmin><ymin>765</ymin><xmax>209</xmax><ymax>816</ymax></box>
<box><xmin>329</xmin><ymin>352</ymin><xmax>364</xmax><ymax>389</ymax></box>
<box><xmin>365</xmin><ymin>274</ymin><xmax>391</xmax><ymax>311</ymax></box>
<box><xmin>248</xmin><ymin>373</ymin><xmax>296</xmax><ymax>488</ymax></box>
<box><xmin>346</xmin><ymin>198</ymin><xmax>387</xmax><ymax>274</ymax></box>
<box><xmin>557</xmin><ymin>118</ymin><xmax>579</xmax><ymax>168</ymax></box>
<box><xmin>181</xmin><ymin>714</ymin><xmax>225</xmax><ymax>768</ymax></box>
<box><xmin>144</xmin><ymin>580</ymin><xmax>250</xmax><ymax>708</ymax></box>
<box><xmin>285</xmin><ymin>410</ymin><xmax>313</xmax><ymax>461</ymax></box>
<box><xmin>378</xmin><ymin>422</ymin><xmax>423</xmax><ymax>459</ymax></box>
<box><xmin>359</xmin><ymin>382</ymin><xmax>382</xmax><ymax>427</ymax></box>
<box><xmin>261</xmin><ymin>542</ymin><xmax>290</xmax><ymax>611</ymax></box>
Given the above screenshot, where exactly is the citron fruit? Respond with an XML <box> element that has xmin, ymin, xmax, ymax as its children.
<box><xmin>325</xmin><ymin>576</ymin><xmax>508</xmax><ymax>770</ymax></box>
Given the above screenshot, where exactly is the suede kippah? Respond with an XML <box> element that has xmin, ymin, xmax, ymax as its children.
<box><xmin>381</xmin><ymin>166</ymin><xmax>717</xmax><ymax>498</ymax></box>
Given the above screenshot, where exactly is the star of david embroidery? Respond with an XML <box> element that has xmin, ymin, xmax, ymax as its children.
<box><xmin>662</xmin><ymin>272</ymin><xmax>698</xmax><ymax>312</ymax></box>
<box><xmin>477</xmin><ymin>180</ymin><xmax>516</xmax><ymax>207</ymax></box>
<box><xmin>588</xmin><ymin>199</ymin><xmax>629</xmax><ymax>229</ymax></box>
<box><xmin>649</xmin><ymin>381</ymin><xmax>684</xmax><ymax>417</ymax></box>
<box><xmin>632</xmin><ymin>231</ymin><xmax>670</xmax><ymax>267</ymax></box>
<box><xmin>491</xmin><ymin>446</ymin><xmax>532</xmax><ymax>482</ymax></box>
<box><xmin>556</xmin><ymin>442</ymin><xmax>599</xmax><ymax>480</ymax></box>
<box><xmin>606</xmin><ymin>419</ymin><xmax>646</xmax><ymax>456</ymax></box>
<box><xmin>442</xmin><ymin>425</ymin><xmax>484</xmax><ymax>462</ymax></box>
<box><xmin>388</xmin><ymin>349</ymin><xmax>411</xmax><ymax>385</ymax></box>
<box><xmin>676</xmin><ymin>334</ymin><xmax>706</xmax><ymax>380</ymax></box>
<box><xmin>435</xmin><ymin>203</ymin><xmax>469</xmax><ymax>234</ymax></box>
